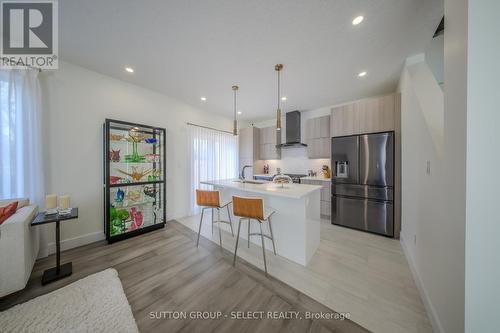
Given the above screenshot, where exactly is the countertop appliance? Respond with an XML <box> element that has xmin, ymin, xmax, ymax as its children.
<box><xmin>331</xmin><ymin>132</ymin><xmax>394</xmax><ymax>237</ymax></box>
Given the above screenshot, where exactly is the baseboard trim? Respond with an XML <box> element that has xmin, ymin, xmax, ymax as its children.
<box><xmin>47</xmin><ymin>231</ymin><xmax>106</xmax><ymax>255</ymax></box>
<box><xmin>400</xmin><ymin>235</ymin><xmax>443</xmax><ymax>333</ymax></box>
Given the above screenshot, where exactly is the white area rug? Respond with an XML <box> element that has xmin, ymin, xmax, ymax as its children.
<box><xmin>0</xmin><ymin>268</ymin><xmax>139</xmax><ymax>333</ymax></box>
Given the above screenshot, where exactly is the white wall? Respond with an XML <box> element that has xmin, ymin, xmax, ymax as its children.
<box><xmin>441</xmin><ymin>0</ymin><xmax>468</xmax><ymax>331</ymax></box>
<box><xmin>465</xmin><ymin>0</ymin><xmax>500</xmax><ymax>331</ymax></box>
<box><xmin>398</xmin><ymin>0</ymin><xmax>468</xmax><ymax>331</ymax></box>
<box><xmin>398</xmin><ymin>58</ymin><xmax>450</xmax><ymax>333</ymax></box>
<box><xmin>40</xmin><ymin>61</ymin><xmax>233</xmax><ymax>254</ymax></box>
<box><xmin>425</xmin><ymin>34</ymin><xmax>444</xmax><ymax>87</ymax></box>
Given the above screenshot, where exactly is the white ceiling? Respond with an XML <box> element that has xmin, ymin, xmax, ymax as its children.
<box><xmin>60</xmin><ymin>0</ymin><xmax>443</xmax><ymax>121</ymax></box>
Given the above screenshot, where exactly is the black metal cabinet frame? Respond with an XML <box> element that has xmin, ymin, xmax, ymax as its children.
<box><xmin>103</xmin><ymin>118</ymin><xmax>166</xmax><ymax>243</ymax></box>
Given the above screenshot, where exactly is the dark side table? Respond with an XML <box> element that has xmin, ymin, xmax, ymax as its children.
<box><xmin>31</xmin><ymin>208</ymin><xmax>78</xmax><ymax>285</ymax></box>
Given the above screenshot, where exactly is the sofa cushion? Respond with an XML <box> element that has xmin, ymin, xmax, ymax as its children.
<box><xmin>0</xmin><ymin>202</ymin><xmax>18</xmax><ymax>225</ymax></box>
<box><xmin>0</xmin><ymin>198</ymin><xmax>29</xmax><ymax>210</ymax></box>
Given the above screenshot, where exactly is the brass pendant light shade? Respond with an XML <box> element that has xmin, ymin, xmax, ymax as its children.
<box><xmin>276</xmin><ymin>108</ymin><xmax>281</xmax><ymax>131</ymax></box>
<box><xmin>232</xmin><ymin>85</ymin><xmax>239</xmax><ymax>136</ymax></box>
<box><xmin>275</xmin><ymin>64</ymin><xmax>283</xmax><ymax>131</ymax></box>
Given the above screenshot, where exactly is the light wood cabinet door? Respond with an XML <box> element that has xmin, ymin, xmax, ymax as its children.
<box><xmin>320</xmin><ymin>137</ymin><xmax>330</xmax><ymax>158</ymax></box>
<box><xmin>306</xmin><ymin>115</ymin><xmax>331</xmax><ymax>158</ymax></box>
<box><xmin>305</xmin><ymin>119</ymin><xmax>314</xmax><ymax>140</ymax></box>
<box><xmin>306</xmin><ymin>138</ymin><xmax>318</xmax><ymax>158</ymax></box>
<box><xmin>358</xmin><ymin>94</ymin><xmax>395</xmax><ymax>134</ymax></box>
<box><xmin>239</xmin><ymin>127</ymin><xmax>253</xmax><ymax>159</ymax></box>
<box><xmin>259</xmin><ymin>126</ymin><xmax>279</xmax><ymax>145</ymax></box>
<box><xmin>377</xmin><ymin>94</ymin><xmax>396</xmax><ymax>132</ymax></box>
<box><xmin>332</xmin><ymin>94</ymin><xmax>397</xmax><ymax>137</ymax></box>
<box><xmin>331</xmin><ymin>105</ymin><xmax>358</xmax><ymax>137</ymax></box>
<box><xmin>320</xmin><ymin>185</ymin><xmax>331</xmax><ymax>202</ymax></box>
<box><xmin>319</xmin><ymin>115</ymin><xmax>331</xmax><ymax>138</ymax></box>
<box><xmin>320</xmin><ymin>201</ymin><xmax>331</xmax><ymax>217</ymax></box>
<box><xmin>239</xmin><ymin>127</ymin><xmax>260</xmax><ymax>161</ymax></box>
<box><xmin>259</xmin><ymin>143</ymin><xmax>266</xmax><ymax>160</ymax></box>
<box><xmin>258</xmin><ymin>126</ymin><xmax>280</xmax><ymax>160</ymax></box>
<box><xmin>259</xmin><ymin>128</ymin><xmax>267</xmax><ymax>144</ymax></box>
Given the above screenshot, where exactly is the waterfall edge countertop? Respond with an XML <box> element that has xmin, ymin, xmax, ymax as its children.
<box><xmin>201</xmin><ymin>178</ymin><xmax>321</xmax><ymax>266</ymax></box>
<box><xmin>201</xmin><ymin>179</ymin><xmax>322</xmax><ymax>199</ymax></box>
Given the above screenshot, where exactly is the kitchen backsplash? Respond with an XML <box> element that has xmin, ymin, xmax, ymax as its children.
<box><xmin>254</xmin><ymin>147</ymin><xmax>330</xmax><ymax>175</ymax></box>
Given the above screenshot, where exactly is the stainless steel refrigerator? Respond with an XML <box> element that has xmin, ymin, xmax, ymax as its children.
<box><xmin>331</xmin><ymin>132</ymin><xmax>394</xmax><ymax>237</ymax></box>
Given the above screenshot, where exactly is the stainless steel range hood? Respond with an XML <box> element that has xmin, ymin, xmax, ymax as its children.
<box><xmin>276</xmin><ymin>111</ymin><xmax>307</xmax><ymax>148</ymax></box>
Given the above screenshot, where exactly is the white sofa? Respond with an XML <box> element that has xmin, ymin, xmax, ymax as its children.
<box><xmin>0</xmin><ymin>198</ymin><xmax>39</xmax><ymax>297</ymax></box>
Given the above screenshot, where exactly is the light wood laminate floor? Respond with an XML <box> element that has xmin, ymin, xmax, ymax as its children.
<box><xmin>0</xmin><ymin>221</ymin><xmax>368</xmax><ymax>333</ymax></box>
<box><xmin>178</xmin><ymin>213</ymin><xmax>432</xmax><ymax>333</ymax></box>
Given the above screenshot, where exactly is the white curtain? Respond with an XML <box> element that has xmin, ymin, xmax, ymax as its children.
<box><xmin>0</xmin><ymin>69</ymin><xmax>44</xmax><ymax>205</ymax></box>
<box><xmin>188</xmin><ymin>125</ymin><xmax>238</xmax><ymax>215</ymax></box>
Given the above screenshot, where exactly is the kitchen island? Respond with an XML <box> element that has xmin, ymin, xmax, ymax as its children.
<box><xmin>201</xmin><ymin>179</ymin><xmax>322</xmax><ymax>266</ymax></box>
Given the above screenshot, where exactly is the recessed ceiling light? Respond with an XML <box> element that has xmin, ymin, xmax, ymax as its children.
<box><xmin>352</xmin><ymin>16</ymin><xmax>364</xmax><ymax>25</ymax></box>
<box><xmin>200</xmin><ymin>97</ymin><xmax>207</xmax><ymax>101</ymax></box>
<box><xmin>358</xmin><ymin>71</ymin><xmax>367</xmax><ymax>77</ymax></box>
<box><xmin>237</xmin><ymin>111</ymin><xmax>242</xmax><ymax>115</ymax></box>
<box><xmin>281</xmin><ymin>97</ymin><xmax>287</xmax><ymax>101</ymax></box>
<box><xmin>125</xmin><ymin>67</ymin><xmax>134</xmax><ymax>73</ymax></box>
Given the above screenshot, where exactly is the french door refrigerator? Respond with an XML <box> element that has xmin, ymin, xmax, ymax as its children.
<box><xmin>331</xmin><ymin>132</ymin><xmax>394</xmax><ymax>237</ymax></box>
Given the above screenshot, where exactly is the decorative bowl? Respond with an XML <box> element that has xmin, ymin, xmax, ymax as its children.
<box><xmin>272</xmin><ymin>174</ymin><xmax>292</xmax><ymax>188</ymax></box>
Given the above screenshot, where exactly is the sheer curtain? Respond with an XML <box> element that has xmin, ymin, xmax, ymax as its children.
<box><xmin>188</xmin><ymin>125</ymin><xmax>238</xmax><ymax>215</ymax></box>
<box><xmin>0</xmin><ymin>69</ymin><xmax>44</xmax><ymax>205</ymax></box>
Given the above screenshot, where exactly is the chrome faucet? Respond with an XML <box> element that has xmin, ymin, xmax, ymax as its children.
<box><xmin>240</xmin><ymin>165</ymin><xmax>252</xmax><ymax>181</ymax></box>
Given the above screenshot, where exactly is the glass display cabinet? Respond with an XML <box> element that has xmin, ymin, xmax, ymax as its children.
<box><xmin>103</xmin><ymin>119</ymin><xmax>166</xmax><ymax>243</ymax></box>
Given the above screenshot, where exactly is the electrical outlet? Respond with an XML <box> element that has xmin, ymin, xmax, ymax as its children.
<box><xmin>426</xmin><ymin>161</ymin><xmax>431</xmax><ymax>175</ymax></box>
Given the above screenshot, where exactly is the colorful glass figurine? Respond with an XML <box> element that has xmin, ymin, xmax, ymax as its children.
<box><xmin>144</xmin><ymin>137</ymin><xmax>158</xmax><ymax>144</ymax></box>
<box><xmin>109</xmin><ymin>149</ymin><xmax>121</xmax><ymax>162</ymax></box>
<box><xmin>135</xmin><ymin>211</ymin><xmax>143</xmax><ymax>227</ymax></box>
<box><xmin>143</xmin><ymin>186</ymin><xmax>156</xmax><ymax>198</ymax></box>
<box><xmin>116</xmin><ymin>166</ymin><xmax>152</xmax><ymax>182</ymax></box>
<box><xmin>115</xmin><ymin>188</ymin><xmax>125</xmax><ymax>202</ymax></box>
<box><xmin>125</xmin><ymin>129</ymin><xmax>146</xmax><ymax>162</ymax></box>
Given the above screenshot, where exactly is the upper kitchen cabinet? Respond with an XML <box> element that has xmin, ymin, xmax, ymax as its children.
<box><xmin>258</xmin><ymin>126</ymin><xmax>281</xmax><ymax>160</ymax></box>
<box><xmin>331</xmin><ymin>93</ymin><xmax>399</xmax><ymax>137</ymax></box>
<box><xmin>238</xmin><ymin>127</ymin><xmax>260</xmax><ymax>177</ymax></box>
<box><xmin>239</xmin><ymin>127</ymin><xmax>259</xmax><ymax>159</ymax></box>
<box><xmin>331</xmin><ymin>103</ymin><xmax>359</xmax><ymax>137</ymax></box>
<box><xmin>306</xmin><ymin>115</ymin><xmax>331</xmax><ymax>159</ymax></box>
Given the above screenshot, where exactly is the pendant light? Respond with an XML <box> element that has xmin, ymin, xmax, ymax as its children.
<box><xmin>232</xmin><ymin>85</ymin><xmax>239</xmax><ymax>135</ymax></box>
<box><xmin>275</xmin><ymin>64</ymin><xmax>283</xmax><ymax>131</ymax></box>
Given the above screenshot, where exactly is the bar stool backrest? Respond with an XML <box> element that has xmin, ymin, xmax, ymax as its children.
<box><xmin>232</xmin><ymin>196</ymin><xmax>264</xmax><ymax>220</ymax></box>
<box><xmin>196</xmin><ymin>190</ymin><xmax>220</xmax><ymax>207</ymax></box>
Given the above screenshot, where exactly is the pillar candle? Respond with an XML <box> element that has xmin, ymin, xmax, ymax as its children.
<box><xmin>45</xmin><ymin>194</ymin><xmax>57</xmax><ymax>210</ymax></box>
<box><xmin>59</xmin><ymin>195</ymin><xmax>71</xmax><ymax>210</ymax></box>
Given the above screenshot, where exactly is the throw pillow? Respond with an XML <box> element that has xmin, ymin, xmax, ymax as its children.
<box><xmin>0</xmin><ymin>201</ymin><xmax>18</xmax><ymax>225</ymax></box>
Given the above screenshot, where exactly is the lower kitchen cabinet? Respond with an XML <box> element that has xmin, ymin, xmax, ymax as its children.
<box><xmin>302</xmin><ymin>178</ymin><xmax>331</xmax><ymax>218</ymax></box>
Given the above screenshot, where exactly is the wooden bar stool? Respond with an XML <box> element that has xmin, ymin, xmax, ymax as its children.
<box><xmin>232</xmin><ymin>196</ymin><xmax>276</xmax><ymax>275</ymax></box>
<box><xmin>195</xmin><ymin>190</ymin><xmax>234</xmax><ymax>249</ymax></box>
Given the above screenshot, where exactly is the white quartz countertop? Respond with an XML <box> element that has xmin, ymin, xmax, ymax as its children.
<box><xmin>201</xmin><ymin>179</ymin><xmax>322</xmax><ymax>199</ymax></box>
<box><xmin>302</xmin><ymin>176</ymin><xmax>331</xmax><ymax>182</ymax></box>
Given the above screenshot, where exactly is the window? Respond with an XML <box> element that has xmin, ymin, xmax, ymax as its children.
<box><xmin>0</xmin><ymin>69</ymin><xmax>44</xmax><ymax>202</ymax></box>
<box><xmin>188</xmin><ymin>125</ymin><xmax>238</xmax><ymax>214</ymax></box>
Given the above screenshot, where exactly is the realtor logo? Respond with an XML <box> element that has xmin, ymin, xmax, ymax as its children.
<box><xmin>1</xmin><ymin>0</ymin><xmax>58</xmax><ymax>69</ymax></box>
